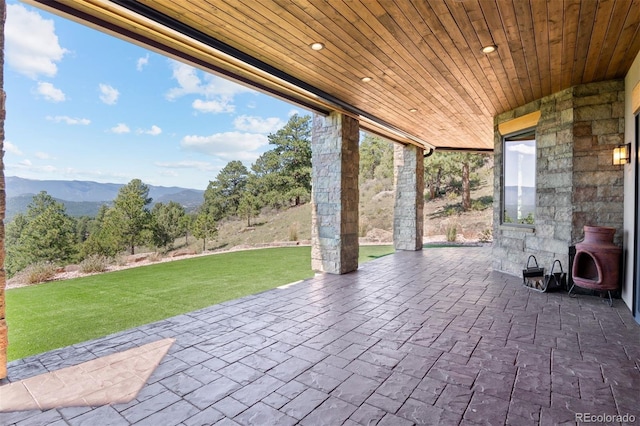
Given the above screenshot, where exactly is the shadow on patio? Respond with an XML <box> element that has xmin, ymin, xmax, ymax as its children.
<box><xmin>1</xmin><ymin>246</ymin><xmax>639</xmax><ymax>425</ymax></box>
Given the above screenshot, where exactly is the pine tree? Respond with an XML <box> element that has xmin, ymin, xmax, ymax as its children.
<box><xmin>203</xmin><ymin>161</ymin><xmax>249</xmax><ymax>220</ymax></box>
<box><xmin>151</xmin><ymin>201</ymin><xmax>186</xmax><ymax>250</ymax></box>
<box><xmin>192</xmin><ymin>209</ymin><xmax>217</xmax><ymax>252</ymax></box>
<box><xmin>5</xmin><ymin>192</ymin><xmax>77</xmax><ymax>276</ymax></box>
<box><xmin>111</xmin><ymin>179</ymin><xmax>152</xmax><ymax>255</ymax></box>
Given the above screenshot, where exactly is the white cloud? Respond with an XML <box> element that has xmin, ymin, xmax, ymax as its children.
<box><xmin>136</xmin><ymin>54</ymin><xmax>149</xmax><ymax>71</ymax></box>
<box><xmin>288</xmin><ymin>109</ymin><xmax>302</xmax><ymax>117</ymax></box>
<box><xmin>99</xmin><ymin>84</ymin><xmax>120</xmax><ymax>105</ymax></box>
<box><xmin>5</xmin><ymin>4</ymin><xmax>68</xmax><ymax>79</ymax></box>
<box><xmin>35</xmin><ymin>151</ymin><xmax>52</xmax><ymax>160</ymax></box>
<box><xmin>166</xmin><ymin>62</ymin><xmax>202</xmax><ymax>100</ymax></box>
<box><xmin>181</xmin><ymin>131</ymin><xmax>268</xmax><ymax>161</ymax></box>
<box><xmin>159</xmin><ymin>170</ymin><xmax>179</xmax><ymax>178</ymax></box>
<box><xmin>155</xmin><ymin>161</ymin><xmax>215</xmax><ymax>172</ymax></box>
<box><xmin>36</xmin><ymin>81</ymin><xmax>66</xmax><ymax>102</ymax></box>
<box><xmin>47</xmin><ymin>115</ymin><xmax>91</xmax><ymax>125</ymax></box>
<box><xmin>192</xmin><ymin>99</ymin><xmax>234</xmax><ymax>114</ymax></box>
<box><xmin>4</xmin><ymin>141</ymin><xmax>23</xmax><ymax>156</ymax></box>
<box><xmin>110</xmin><ymin>123</ymin><xmax>130</xmax><ymax>134</ymax></box>
<box><xmin>507</xmin><ymin>143</ymin><xmax>536</xmax><ymax>155</ymax></box>
<box><xmin>233</xmin><ymin>115</ymin><xmax>285</xmax><ymax>133</ymax></box>
<box><xmin>166</xmin><ymin>61</ymin><xmax>253</xmax><ymax>114</ymax></box>
<box><xmin>137</xmin><ymin>125</ymin><xmax>162</xmax><ymax>136</ymax></box>
<box><xmin>19</xmin><ymin>159</ymin><xmax>33</xmax><ymax>167</ymax></box>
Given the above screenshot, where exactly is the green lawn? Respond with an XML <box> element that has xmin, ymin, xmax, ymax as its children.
<box><xmin>6</xmin><ymin>245</ymin><xmax>393</xmax><ymax>361</ymax></box>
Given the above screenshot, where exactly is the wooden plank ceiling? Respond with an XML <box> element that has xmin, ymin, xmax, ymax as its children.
<box><xmin>32</xmin><ymin>0</ymin><xmax>640</xmax><ymax>150</ymax></box>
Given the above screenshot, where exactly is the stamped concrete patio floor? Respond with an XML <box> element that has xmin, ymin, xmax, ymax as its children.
<box><xmin>1</xmin><ymin>246</ymin><xmax>639</xmax><ymax>425</ymax></box>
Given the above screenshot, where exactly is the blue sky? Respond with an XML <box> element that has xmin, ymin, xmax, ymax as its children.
<box><xmin>3</xmin><ymin>1</ymin><xmax>307</xmax><ymax>190</ymax></box>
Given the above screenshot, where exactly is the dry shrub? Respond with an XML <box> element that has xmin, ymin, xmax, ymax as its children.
<box><xmin>113</xmin><ymin>254</ymin><xmax>128</xmax><ymax>267</ymax></box>
<box><xmin>79</xmin><ymin>255</ymin><xmax>110</xmax><ymax>273</ymax></box>
<box><xmin>19</xmin><ymin>262</ymin><xmax>58</xmax><ymax>285</ymax></box>
<box><xmin>289</xmin><ymin>222</ymin><xmax>299</xmax><ymax>241</ymax></box>
<box><xmin>148</xmin><ymin>252</ymin><xmax>163</xmax><ymax>262</ymax></box>
<box><xmin>478</xmin><ymin>228</ymin><xmax>493</xmax><ymax>243</ymax></box>
<box><xmin>446</xmin><ymin>223</ymin><xmax>458</xmax><ymax>242</ymax></box>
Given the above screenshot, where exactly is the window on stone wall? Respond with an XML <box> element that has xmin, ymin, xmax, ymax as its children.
<box><xmin>502</xmin><ymin>130</ymin><xmax>536</xmax><ymax>226</ymax></box>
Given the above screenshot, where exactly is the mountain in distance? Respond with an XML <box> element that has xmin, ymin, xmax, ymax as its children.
<box><xmin>5</xmin><ymin>176</ymin><xmax>205</xmax><ymax>220</ymax></box>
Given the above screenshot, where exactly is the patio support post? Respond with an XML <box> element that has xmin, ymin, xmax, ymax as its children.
<box><xmin>393</xmin><ymin>143</ymin><xmax>424</xmax><ymax>250</ymax></box>
<box><xmin>0</xmin><ymin>1</ymin><xmax>7</xmax><ymax>379</ymax></box>
<box><xmin>311</xmin><ymin>112</ymin><xmax>359</xmax><ymax>274</ymax></box>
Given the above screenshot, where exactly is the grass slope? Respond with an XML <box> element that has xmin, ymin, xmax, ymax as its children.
<box><xmin>6</xmin><ymin>245</ymin><xmax>393</xmax><ymax>361</ymax></box>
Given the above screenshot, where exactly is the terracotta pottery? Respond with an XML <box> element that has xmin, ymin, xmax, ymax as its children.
<box><xmin>572</xmin><ymin>226</ymin><xmax>621</xmax><ymax>291</ymax></box>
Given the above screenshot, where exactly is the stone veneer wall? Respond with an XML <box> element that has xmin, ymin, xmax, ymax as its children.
<box><xmin>393</xmin><ymin>143</ymin><xmax>424</xmax><ymax>250</ymax></box>
<box><xmin>311</xmin><ymin>112</ymin><xmax>359</xmax><ymax>274</ymax></box>
<box><xmin>572</xmin><ymin>81</ymin><xmax>626</xmax><ymax>241</ymax></box>
<box><xmin>493</xmin><ymin>80</ymin><xmax>625</xmax><ymax>277</ymax></box>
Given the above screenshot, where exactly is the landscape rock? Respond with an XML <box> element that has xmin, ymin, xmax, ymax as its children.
<box><xmin>170</xmin><ymin>249</ymin><xmax>197</xmax><ymax>258</ymax></box>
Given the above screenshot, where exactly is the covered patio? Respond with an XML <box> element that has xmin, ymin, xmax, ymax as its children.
<box><xmin>1</xmin><ymin>1</ymin><xmax>640</xmax><ymax>423</ymax></box>
<box><xmin>1</xmin><ymin>246</ymin><xmax>639</xmax><ymax>425</ymax></box>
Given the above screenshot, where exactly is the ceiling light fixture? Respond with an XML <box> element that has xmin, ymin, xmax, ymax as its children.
<box><xmin>310</xmin><ymin>42</ymin><xmax>325</xmax><ymax>51</ymax></box>
<box><xmin>481</xmin><ymin>44</ymin><xmax>497</xmax><ymax>54</ymax></box>
<box><xmin>361</xmin><ymin>77</ymin><xmax>372</xmax><ymax>82</ymax></box>
<box><xmin>409</xmin><ymin>108</ymin><xmax>418</xmax><ymax>113</ymax></box>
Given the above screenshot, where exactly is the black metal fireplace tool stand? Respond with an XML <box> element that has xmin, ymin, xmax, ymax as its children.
<box><xmin>522</xmin><ymin>256</ymin><xmax>566</xmax><ymax>293</ymax></box>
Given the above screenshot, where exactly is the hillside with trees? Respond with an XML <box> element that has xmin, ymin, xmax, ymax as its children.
<box><xmin>6</xmin><ymin>114</ymin><xmax>493</xmax><ymax>284</ymax></box>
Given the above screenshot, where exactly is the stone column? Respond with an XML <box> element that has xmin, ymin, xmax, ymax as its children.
<box><xmin>311</xmin><ymin>112</ymin><xmax>359</xmax><ymax>274</ymax></box>
<box><xmin>1</xmin><ymin>1</ymin><xmax>7</xmax><ymax>379</ymax></box>
<box><xmin>393</xmin><ymin>143</ymin><xmax>424</xmax><ymax>251</ymax></box>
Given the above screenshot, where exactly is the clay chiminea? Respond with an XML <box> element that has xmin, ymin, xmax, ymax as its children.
<box><xmin>570</xmin><ymin>226</ymin><xmax>621</xmax><ymax>304</ymax></box>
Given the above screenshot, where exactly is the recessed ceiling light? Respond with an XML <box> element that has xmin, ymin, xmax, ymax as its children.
<box><xmin>361</xmin><ymin>77</ymin><xmax>373</xmax><ymax>82</ymax></box>
<box><xmin>310</xmin><ymin>42</ymin><xmax>325</xmax><ymax>51</ymax></box>
<box><xmin>481</xmin><ymin>45</ymin><xmax>497</xmax><ymax>54</ymax></box>
<box><xmin>409</xmin><ymin>108</ymin><xmax>418</xmax><ymax>113</ymax></box>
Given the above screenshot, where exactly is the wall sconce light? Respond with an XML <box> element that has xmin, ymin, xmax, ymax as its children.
<box><xmin>613</xmin><ymin>143</ymin><xmax>631</xmax><ymax>165</ymax></box>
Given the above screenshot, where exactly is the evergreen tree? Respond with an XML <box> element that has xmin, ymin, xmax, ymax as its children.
<box><xmin>75</xmin><ymin>216</ymin><xmax>92</xmax><ymax>243</ymax></box>
<box><xmin>203</xmin><ymin>160</ymin><xmax>249</xmax><ymax>220</ymax></box>
<box><xmin>179</xmin><ymin>213</ymin><xmax>194</xmax><ymax>245</ymax></box>
<box><xmin>5</xmin><ymin>213</ymin><xmax>28</xmax><ymax>277</ymax></box>
<box><xmin>151</xmin><ymin>201</ymin><xmax>186</xmax><ymax>250</ymax></box>
<box><xmin>424</xmin><ymin>152</ymin><xmax>489</xmax><ymax>209</ymax></box>
<box><xmin>251</xmin><ymin>151</ymin><xmax>289</xmax><ymax>208</ymax></box>
<box><xmin>451</xmin><ymin>152</ymin><xmax>488</xmax><ymax>211</ymax></box>
<box><xmin>5</xmin><ymin>192</ymin><xmax>77</xmax><ymax>276</ymax></box>
<box><xmin>252</xmin><ymin>114</ymin><xmax>312</xmax><ymax>207</ymax></box>
<box><xmin>111</xmin><ymin>179</ymin><xmax>152</xmax><ymax>255</ymax></box>
<box><xmin>81</xmin><ymin>204</ymin><xmax>123</xmax><ymax>258</ymax></box>
<box><xmin>192</xmin><ymin>209</ymin><xmax>217</xmax><ymax>251</ymax></box>
<box><xmin>237</xmin><ymin>192</ymin><xmax>261</xmax><ymax>227</ymax></box>
<box><xmin>359</xmin><ymin>134</ymin><xmax>394</xmax><ymax>181</ymax></box>
<box><xmin>424</xmin><ymin>152</ymin><xmax>459</xmax><ymax>199</ymax></box>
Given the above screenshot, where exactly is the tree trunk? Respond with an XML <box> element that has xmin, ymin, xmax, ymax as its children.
<box><xmin>462</xmin><ymin>161</ymin><xmax>471</xmax><ymax>211</ymax></box>
<box><xmin>130</xmin><ymin>238</ymin><xmax>135</xmax><ymax>255</ymax></box>
<box><xmin>202</xmin><ymin>239</ymin><xmax>206</xmax><ymax>252</ymax></box>
<box><xmin>429</xmin><ymin>179</ymin><xmax>436</xmax><ymax>199</ymax></box>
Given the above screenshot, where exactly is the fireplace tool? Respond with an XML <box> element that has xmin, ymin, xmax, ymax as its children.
<box><xmin>523</xmin><ymin>257</ymin><xmax>566</xmax><ymax>293</ymax></box>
